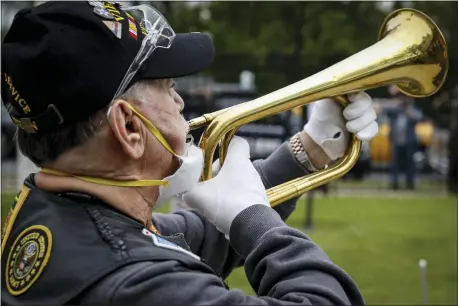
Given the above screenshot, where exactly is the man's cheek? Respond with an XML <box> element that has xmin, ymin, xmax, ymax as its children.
<box><xmin>182</xmin><ymin>116</ymin><xmax>189</xmax><ymax>134</ymax></box>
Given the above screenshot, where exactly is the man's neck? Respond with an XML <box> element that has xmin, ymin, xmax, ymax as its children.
<box><xmin>36</xmin><ymin>135</ymin><xmax>179</xmax><ymax>230</ymax></box>
<box><xmin>34</xmin><ymin>173</ymin><xmax>158</xmax><ymax>229</ymax></box>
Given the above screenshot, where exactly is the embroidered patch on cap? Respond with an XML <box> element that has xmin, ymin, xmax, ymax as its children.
<box><xmin>6</xmin><ymin>225</ymin><xmax>53</xmax><ymax>296</ymax></box>
<box><xmin>93</xmin><ymin>5</ymin><xmax>115</xmax><ymax>20</ymax></box>
<box><xmin>142</xmin><ymin>228</ymin><xmax>200</xmax><ymax>260</ymax></box>
<box><xmin>102</xmin><ymin>20</ymin><xmax>122</xmax><ymax>39</ymax></box>
<box><xmin>126</xmin><ymin>12</ymin><xmax>138</xmax><ymax>40</ymax></box>
<box><xmin>89</xmin><ymin>1</ymin><xmax>126</xmax><ymax>22</ymax></box>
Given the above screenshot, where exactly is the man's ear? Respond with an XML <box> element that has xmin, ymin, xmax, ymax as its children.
<box><xmin>107</xmin><ymin>100</ymin><xmax>145</xmax><ymax>160</ymax></box>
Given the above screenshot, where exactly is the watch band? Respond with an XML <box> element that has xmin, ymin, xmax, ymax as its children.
<box><xmin>289</xmin><ymin>133</ymin><xmax>318</xmax><ymax>172</ymax></box>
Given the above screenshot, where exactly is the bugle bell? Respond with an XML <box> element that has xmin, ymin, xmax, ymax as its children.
<box><xmin>188</xmin><ymin>8</ymin><xmax>448</xmax><ymax>207</ymax></box>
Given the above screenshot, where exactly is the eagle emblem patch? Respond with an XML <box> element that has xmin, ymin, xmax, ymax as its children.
<box><xmin>6</xmin><ymin>225</ymin><xmax>53</xmax><ymax>296</ymax></box>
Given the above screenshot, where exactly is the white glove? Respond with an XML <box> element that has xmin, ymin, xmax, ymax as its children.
<box><xmin>182</xmin><ymin>136</ymin><xmax>269</xmax><ymax>236</ymax></box>
<box><xmin>304</xmin><ymin>91</ymin><xmax>378</xmax><ymax>160</ymax></box>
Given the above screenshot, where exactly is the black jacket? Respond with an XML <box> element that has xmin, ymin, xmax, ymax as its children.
<box><xmin>1</xmin><ymin>143</ymin><xmax>364</xmax><ymax>305</ymax></box>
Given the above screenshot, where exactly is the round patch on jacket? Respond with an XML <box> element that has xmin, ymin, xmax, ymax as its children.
<box><xmin>6</xmin><ymin>225</ymin><xmax>53</xmax><ymax>296</ymax></box>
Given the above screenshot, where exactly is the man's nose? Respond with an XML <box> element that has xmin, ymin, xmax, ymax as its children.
<box><xmin>173</xmin><ymin>90</ymin><xmax>185</xmax><ymax>112</ymax></box>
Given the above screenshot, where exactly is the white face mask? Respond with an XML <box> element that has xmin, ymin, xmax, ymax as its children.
<box><xmin>155</xmin><ymin>138</ymin><xmax>204</xmax><ymax>208</ymax></box>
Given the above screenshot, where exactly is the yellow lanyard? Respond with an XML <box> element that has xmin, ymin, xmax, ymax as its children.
<box><xmin>41</xmin><ymin>103</ymin><xmax>177</xmax><ymax>187</ymax></box>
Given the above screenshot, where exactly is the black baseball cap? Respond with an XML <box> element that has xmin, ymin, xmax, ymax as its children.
<box><xmin>1</xmin><ymin>1</ymin><xmax>214</xmax><ymax>134</ymax></box>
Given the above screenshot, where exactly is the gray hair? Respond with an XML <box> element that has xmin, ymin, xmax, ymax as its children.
<box><xmin>17</xmin><ymin>80</ymin><xmax>161</xmax><ymax>167</ymax></box>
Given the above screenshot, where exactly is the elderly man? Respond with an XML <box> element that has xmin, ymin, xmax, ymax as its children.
<box><xmin>1</xmin><ymin>2</ymin><xmax>378</xmax><ymax>305</ymax></box>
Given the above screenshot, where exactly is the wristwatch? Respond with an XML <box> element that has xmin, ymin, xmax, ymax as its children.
<box><xmin>289</xmin><ymin>133</ymin><xmax>318</xmax><ymax>172</ymax></box>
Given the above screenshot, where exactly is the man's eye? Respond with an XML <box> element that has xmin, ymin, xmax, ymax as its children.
<box><xmin>169</xmin><ymin>82</ymin><xmax>176</xmax><ymax>96</ymax></box>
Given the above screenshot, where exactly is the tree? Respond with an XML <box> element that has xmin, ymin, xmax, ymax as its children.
<box><xmin>407</xmin><ymin>1</ymin><xmax>458</xmax><ymax>127</ymax></box>
<box><xmin>191</xmin><ymin>1</ymin><xmax>387</xmax><ymax>94</ymax></box>
<box><xmin>140</xmin><ymin>1</ymin><xmax>456</xmax><ymax>127</ymax></box>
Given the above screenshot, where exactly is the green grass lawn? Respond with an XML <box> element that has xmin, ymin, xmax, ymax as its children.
<box><xmin>227</xmin><ymin>196</ymin><xmax>457</xmax><ymax>305</ymax></box>
<box><xmin>335</xmin><ymin>179</ymin><xmax>446</xmax><ymax>190</ymax></box>
<box><xmin>1</xmin><ymin>193</ymin><xmax>456</xmax><ymax>305</ymax></box>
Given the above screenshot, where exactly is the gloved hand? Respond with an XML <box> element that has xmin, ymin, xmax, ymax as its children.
<box><xmin>304</xmin><ymin>91</ymin><xmax>378</xmax><ymax>161</ymax></box>
<box><xmin>182</xmin><ymin>136</ymin><xmax>269</xmax><ymax>236</ymax></box>
<box><xmin>170</xmin><ymin>157</ymin><xmax>224</xmax><ymax>213</ymax></box>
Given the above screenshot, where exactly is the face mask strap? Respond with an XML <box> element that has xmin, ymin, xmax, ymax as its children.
<box><xmin>39</xmin><ymin>103</ymin><xmax>181</xmax><ymax>188</ymax></box>
<box><xmin>120</xmin><ymin>103</ymin><xmax>177</xmax><ymax>156</ymax></box>
<box><xmin>40</xmin><ymin>168</ymin><xmax>169</xmax><ymax>187</ymax></box>
<box><xmin>106</xmin><ymin>102</ymin><xmax>178</xmax><ymax>156</ymax></box>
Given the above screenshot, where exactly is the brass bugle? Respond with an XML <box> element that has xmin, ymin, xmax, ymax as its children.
<box><xmin>188</xmin><ymin>8</ymin><xmax>448</xmax><ymax>207</ymax></box>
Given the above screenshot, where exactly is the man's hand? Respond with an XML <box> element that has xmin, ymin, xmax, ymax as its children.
<box><xmin>182</xmin><ymin>136</ymin><xmax>269</xmax><ymax>236</ymax></box>
<box><xmin>304</xmin><ymin>91</ymin><xmax>378</xmax><ymax>161</ymax></box>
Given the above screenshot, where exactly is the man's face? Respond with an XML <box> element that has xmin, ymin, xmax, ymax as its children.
<box><xmin>140</xmin><ymin>79</ymin><xmax>188</xmax><ymax>155</ymax></box>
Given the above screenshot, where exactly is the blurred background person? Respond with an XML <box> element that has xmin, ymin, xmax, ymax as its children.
<box><xmin>386</xmin><ymin>85</ymin><xmax>423</xmax><ymax>190</ymax></box>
